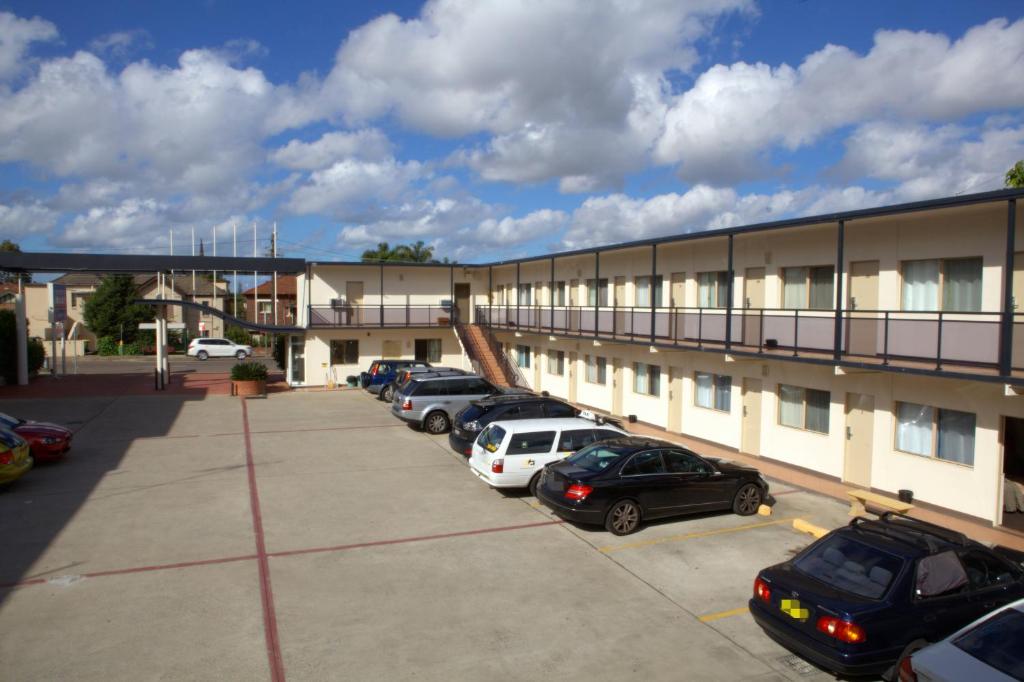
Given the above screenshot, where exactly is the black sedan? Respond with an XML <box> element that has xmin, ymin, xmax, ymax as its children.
<box><xmin>535</xmin><ymin>436</ymin><xmax>769</xmax><ymax>535</ymax></box>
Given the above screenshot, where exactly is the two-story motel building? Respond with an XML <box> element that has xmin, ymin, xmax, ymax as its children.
<box><xmin>284</xmin><ymin>188</ymin><xmax>1024</xmax><ymax>534</ymax></box>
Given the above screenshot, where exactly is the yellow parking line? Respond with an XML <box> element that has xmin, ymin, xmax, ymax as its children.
<box><xmin>699</xmin><ymin>606</ymin><xmax>749</xmax><ymax>623</ymax></box>
<box><xmin>599</xmin><ymin>517</ymin><xmax>796</xmax><ymax>553</ymax></box>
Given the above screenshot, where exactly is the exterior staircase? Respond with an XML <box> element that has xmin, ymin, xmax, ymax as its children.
<box><xmin>454</xmin><ymin>323</ymin><xmax>529</xmax><ymax>389</ymax></box>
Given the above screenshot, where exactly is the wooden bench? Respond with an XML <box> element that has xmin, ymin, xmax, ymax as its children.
<box><xmin>847</xmin><ymin>489</ymin><xmax>914</xmax><ymax>517</ymax></box>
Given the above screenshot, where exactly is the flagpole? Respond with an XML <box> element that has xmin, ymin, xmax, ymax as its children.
<box><xmin>272</xmin><ymin>222</ymin><xmax>278</xmax><ymax>326</ymax></box>
<box><xmin>233</xmin><ymin>223</ymin><xmax>238</xmax><ymax>321</ymax></box>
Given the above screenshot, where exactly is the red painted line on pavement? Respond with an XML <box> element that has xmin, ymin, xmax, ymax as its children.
<box><xmin>241</xmin><ymin>398</ymin><xmax>287</xmax><ymax>682</ymax></box>
<box><xmin>267</xmin><ymin>519</ymin><xmax>564</xmax><ymax>559</ymax></box>
<box><xmin>0</xmin><ymin>554</ymin><xmax>257</xmax><ymax>589</ymax></box>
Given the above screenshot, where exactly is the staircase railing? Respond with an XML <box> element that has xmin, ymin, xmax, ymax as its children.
<box><xmin>455</xmin><ymin>323</ymin><xmax>530</xmax><ymax>389</ymax></box>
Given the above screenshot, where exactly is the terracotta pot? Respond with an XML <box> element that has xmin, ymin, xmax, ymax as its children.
<box><xmin>232</xmin><ymin>379</ymin><xmax>266</xmax><ymax>397</ymax></box>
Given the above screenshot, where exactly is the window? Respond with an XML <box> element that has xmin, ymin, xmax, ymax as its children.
<box><xmin>895</xmin><ymin>402</ymin><xmax>976</xmax><ymax>466</ymax></box>
<box><xmin>633</xmin><ymin>362</ymin><xmax>661</xmax><ymax>397</ymax></box>
<box><xmin>635</xmin><ymin>277</ymin><xmax>650</xmax><ymax>306</ymax></box>
<box><xmin>258</xmin><ymin>301</ymin><xmax>273</xmax><ymax>315</ymax></box>
<box><xmin>585</xmin><ymin>355</ymin><xmax>607</xmax><ymax>384</ymax></box>
<box><xmin>915</xmin><ymin>550</ymin><xmax>968</xmax><ymax>599</ymax></box>
<box><xmin>506</xmin><ymin>431</ymin><xmax>556</xmax><ymax>455</ymax></box>
<box><xmin>414</xmin><ymin>338</ymin><xmax>442</xmax><ymax>363</ymax></box>
<box><xmin>461</xmin><ymin>378</ymin><xmax>495</xmax><ymax>394</ymax></box>
<box><xmin>567</xmin><ymin>444</ymin><xmax>625</xmax><ymax>472</ymax></box>
<box><xmin>621</xmin><ymin>450</ymin><xmax>665</xmax><ymax>476</ymax></box>
<box><xmin>782</xmin><ymin>266</ymin><xmax>834</xmax><ymax>310</ymax></box>
<box><xmin>329</xmin><ymin>339</ymin><xmax>359</xmax><ymax>365</ymax></box>
<box><xmin>794</xmin><ymin>535</ymin><xmax>904</xmax><ymax>599</ymax></box>
<box><xmin>953</xmin><ymin>609</ymin><xmax>1024</xmax><ymax>680</ymax></box>
<box><xmin>517</xmin><ymin>283</ymin><xmax>532</xmax><ymax>306</ymax></box>
<box><xmin>516</xmin><ymin>344</ymin><xmax>531</xmax><ymax>368</ymax></box>
<box><xmin>543</xmin><ymin>402</ymin><xmax>576</xmax><ymax>418</ymax></box>
<box><xmin>901</xmin><ymin>257</ymin><xmax>982</xmax><ymax>312</ymax></box>
<box><xmin>694</xmin><ymin>372</ymin><xmax>731</xmax><ymax>412</ymax></box>
<box><xmin>554</xmin><ymin>281</ymin><xmax>566</xmax><ymax>306</ymax></box>
<box><xmin>478</xmin><ymin>424</ymin><xmax>506</xmax><ymax>452</ymax></box>
<box><xmin>558</xmin><ymin>429</ymin><xmax>598</xmax><ymax>452</ymax></box>
<box><xmin>499</xmin><ymin>404</ymin><xmax>544</xmax><ymax>419</ymax></box>
<box><xmin>779</xmin><ymin>384</ymin><xmax>830</xmax><ymax>434</ymax></box>
<box><xmin>663</xmin><ymin>450</ymin><xmax>712</xmax><ymax>474</ymax></box>
<box><xmin>698</xmin><ymin>271</ymin><xmax>729</xmax><ymax>308</ymax></box>
<box><xmin>547</xmin><ymin>350</ymin><xmax>565</xmax><ymax>376</ymax></box>
<box><xmin>586</xmin><ymin>278</ymin><xmax>609</xmax><ymax>306</ymax></box>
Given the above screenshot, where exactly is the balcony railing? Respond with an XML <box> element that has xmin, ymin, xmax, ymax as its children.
<box><xmin>475</xmin><ymin>305</ymin><xmax>1024</xmax><ymax>377</ymax></box>
<box><xmin>309</xmin><ymin>304</ymin><xmax>454</xmax><ymax>328</ymax></box>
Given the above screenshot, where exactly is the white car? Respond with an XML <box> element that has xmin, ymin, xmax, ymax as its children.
<box><xmin>187</xmin><ymin>337</ymin><xmax>253</xmax><ymax>360</ymax></box>
<box><xmin>469</xmin><ymin>414</ymin><xmax>626</xmax><ymax>495</ymax></box>
<box><xmin>903</xmin><ymin>597</ymin><xmax>1024</xmax><ymax>682</ymax></box>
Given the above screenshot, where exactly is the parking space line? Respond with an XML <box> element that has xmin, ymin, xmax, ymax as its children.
<box><xmin>598</xmin><ymin>518</ymin><xmax>796</xmax><ymax>553</ymax></box>
<box><xmin>0</xmin><ymin>553</ymin><xmax>259</xmax><ymax>590</ymax></box>
<box><xmin>267</xmin><ymin>519</ymin><xmax>564</xmax><ymax>559</ymax></box>
<box><xmin>698</xmin><ymin>606</ymin><xmax>750</xmax><ymax>623</ymax></box>
<box><xmin>241</xmin><ymin>399</ymin><xmax>286</xmax><ymax>682</ymax></box>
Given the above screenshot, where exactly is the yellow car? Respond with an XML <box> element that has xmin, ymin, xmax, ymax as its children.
<box><xmin>0</xmin><ymin>428</ymin><xmax>32</xmax><ymax>485</ymax></box>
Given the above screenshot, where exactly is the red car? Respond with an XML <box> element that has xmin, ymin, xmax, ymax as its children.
<box><xmin>0</xmin><ymin>412</ymin><xmax>72</xmax><ymax>463</ymax></box>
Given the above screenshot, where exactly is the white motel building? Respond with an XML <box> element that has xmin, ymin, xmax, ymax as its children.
<box><xmin>283</xmin><ymin>188</ymin><xmax>1024</xmax><ymax>534</ymax></box>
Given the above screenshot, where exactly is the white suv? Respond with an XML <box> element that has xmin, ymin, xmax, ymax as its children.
<box><xmin>469</xmin><ymin>413</ymin><xmax>627</xmax><ymax>496</ymax></box>
<box><xmin>187</xmin><ymin>337</ymin><xmax>253</xmax><ymax>360</ymax></box>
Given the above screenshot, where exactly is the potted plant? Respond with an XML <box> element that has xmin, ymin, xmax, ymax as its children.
<box><xmin>230</xmin><ymin>361</ymin><xmax>268</xmax><ymax>397</ymax></box>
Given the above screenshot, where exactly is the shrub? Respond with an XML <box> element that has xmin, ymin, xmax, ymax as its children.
<box><xmin>0</xmin><ymin>311</ymin><xmax>47</xmax><ymax>381</ymax></box>
<box><xmin>27</xmin><ymin>337</ymin><xmax>44</xmax><ymax>374</ymax></box>
<box><xmin>97</xmin><ymin>336</ymin><xmax>119</xmax><ymax>356</ymax></box>
<box><xmin>225</xmin><ymin>325</ymin><xmax>252</xmax><ymax>345</ymax></box>
<box><xmin>230</xmin><ymin>361</ymin><xmax>268</xmax><ymax>381</ymax></box>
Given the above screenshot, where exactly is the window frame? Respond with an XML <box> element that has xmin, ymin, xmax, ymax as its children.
<box><xmin>893</xmin><ymin>400</ymin><xmax>976</xmax><ymax>467</ymax></box>
<box><xmin>329</xmin><ymin>339</ymin><xmax>359</xmax><ymax>365</ymax></box>
<box><xmin>697</xmin><ymin>271</ymin><xmax>729</xmax><ymax>308</ymax></box>
<box><xmin>777</xmin><ymin>384</ymin><xmax>830</xmax><ymax>434</ymax></box>
<box><xmin>515</xmin><ymin>344</ymin><xmax>531</xmax><ymax>369</ymax></box>
<box><xmin>414</xmin><ymin>338</ymin><xmax>443</xmax><ymax>364</ymax></box>
<box><xmin>547</xmin><ymin>349</ymin><xmax>565</xmax><ymax>376</ymax></box>
<box><xmin>586</xmin><ymin>278</ymin><xmax>610</xmax><ymax>307</ymax></box>
<box><xmin>900</xmin><ymin>256</ymin><xmax>984</xmax><ymax>312</ymax></box>
<box><xmin>694</xmin><ymin>371</ymin><xmax>732</xmax><ymax>412</ymax></box>
<box><xmin>781</xmin><ymin>265</ymin><xmax>835</xmax><ymax>311</ymax></box>
<box><xmin>584</xmin><ymin>354</ymin><xmax>607</xmax><ymax>385</ymax></box>
<box><xmin>632</xmin><ymin>362</ymin><xmax>661</xmax><ymax>397</ymax></box>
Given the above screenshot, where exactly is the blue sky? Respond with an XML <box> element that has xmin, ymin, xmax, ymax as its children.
<box><xmin>1</xmin><ymin>0</ymin><xmax>1022</xmax><ymax>263</ymax></box>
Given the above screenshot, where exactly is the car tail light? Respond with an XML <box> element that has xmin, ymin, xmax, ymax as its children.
<box><xmin>564</xmin><ymin>484</ymin><xmax>593</xmax><ymax>501</ymax></box>
<box><xmin>463</xmin><ymin>447</ymin><xmax>472</xmax><ymax>456</ymax></box>
<box><xmin>401</xmin><ymin>399</ymin><xmax>412</xmax><ymax>411</ymax></box>
<box><xmin>0</xmin><ymin>452</ymin><xmax>12</xmax><ymax>465</ymax></box>
<box><xmin>897</xmin><ymin>655</ymin><xmax>916</xmax><ymax>682</ymax></box>
<box><xmin>816</xmin><ymin>616</ymin><xmax>866</xmax><ymax>644</ymax></box>
<box><xmin>753</xmin><ymin>577</ymin><xmax>771</xmax><ymax>603</ymax></box>
<box><xmin>491</xmin><ymin>459</ymin><xmax>504</xmax><ymax>474</ymax></box>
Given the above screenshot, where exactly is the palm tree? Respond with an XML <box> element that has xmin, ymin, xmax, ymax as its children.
<box><xmin>1007</xmin><ymin>160</ymin><xmax>1024</xmax><ymax>189</ymax></box>
<box><xmin>361</xmin><ymin>242</ymin><xmax>395</xmax><ymax>262</ymax></box>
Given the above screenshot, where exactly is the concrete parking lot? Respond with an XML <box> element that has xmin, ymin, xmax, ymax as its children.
<box><xmin>0</xmin><ymin>389</ymin><xmax>856</xmax><ymax>681</ymax></box>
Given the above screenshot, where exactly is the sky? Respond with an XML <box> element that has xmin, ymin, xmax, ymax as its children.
<box><xmin>1</xmin><ymin>0</ymin><xmax>1022</xmax><ymax>264</ymax></box>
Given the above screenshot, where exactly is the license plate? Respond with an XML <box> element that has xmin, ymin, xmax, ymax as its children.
<box><xmin>780</xmin><ymin>599</ymin><xmax>810</xmax><ymax>622</ymax></box>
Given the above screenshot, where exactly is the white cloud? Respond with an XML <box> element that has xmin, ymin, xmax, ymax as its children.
<box><xmin>0</xmin><ymin>12</ymin><xmax>57</xmax><ymax>81</ymax></box>
<box><xmin>337</xmin><ymin>197</ymin><xmax>493</xmax><ymax>248</ymax></box>
<box><xmin>0</xmin><ymin>201</ymin><xmax>60</xmax><ymax>237</ymax></box>
<box><xmin>54</xmin><ymin>198</ymin><xmax>171</xmax><ymax>250</ymax></box>
<box><xmin>286</xmin><ymin>158</ymin><xmax>424</xmax><ymax>217</ymax></box>
<box><xmin>470</xmin><ymin>209</ymin><xmax>568</xmax><ymax>245</ymax></box>
<box><xmin>270</xmin><ymin>129</ymin><xmax>392</xmax><ymax>170</ymax></box>
<box><xmin>655</xmin><ymin>18</ymin><xmax>1024</xmax><ymax>182</ymax></box>
<box><xmin>88</xmin><ymin>29</ymin><xmax>152</xmax><ymax>59</ymax></box>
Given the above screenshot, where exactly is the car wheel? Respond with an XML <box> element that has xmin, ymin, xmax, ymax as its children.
<box><xmin>197</xmin><ymin>350</ymin><xmax>209</xmax><ymax>361</ymax></box>
<box><xmin>605</xmin><ymin>500</ymin><xmax>641</xmax><ymax>536</ymax></box>
<box><xmin>733</xmin><ymin>483</ymin><xmax>763</xmax><ymax>516</ymax></box>
<box><xmin>381</xmin><ymin>386</ymin><xmax>394</xmax><ymax>402</ymax></box>
<box><xmin>424</xmin><ymin>411</ymin><xmax>450</xmax><ymax>435</ymax></box>
<box><xmin>884</xmin><ymin>639</ymin><xmax>928</xmax><ymax>682</ymax></box>
<box><xmin>528</xmin><ymin>471</ymin><xmax>542</xmax><ymax>498</ymax></box>
<box><xmin>236</xmin><ymin>350</ymin><xmax>247</xmax><ymax>360</ymax></box>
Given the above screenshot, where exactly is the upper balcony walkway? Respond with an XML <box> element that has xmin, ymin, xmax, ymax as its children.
<box><xmin>475</xmin><ymin>304</ymin><xmax>1024</xmax><ymax>385</ymax></box>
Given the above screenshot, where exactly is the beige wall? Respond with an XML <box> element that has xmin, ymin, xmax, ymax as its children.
<box><xmin>303</xmin><ymin>329</ymin><xmax>469</xmax><ymax>386</ymax></box>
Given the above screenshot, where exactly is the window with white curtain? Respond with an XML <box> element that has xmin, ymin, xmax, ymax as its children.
<box><xmin>635</xmin><ymin>276</ymin><xmax>651</xmax><ymax>307</ymax></box>
<box><xmin>516</xmin><ymin>344</ymin><xmax>531</xmax><ymax>368</ymax></box>
<box><xmin>518</xmin><ymin>283</ymin><xmax>533</xmax><ymax>306</ymax></box>
<box><xmin>554</xmin><ymin>281</ymin><xmax>566</xmax><ymax>306</ymax></box>
<box><xmin>778</xmin><ymin>384</ymin><xmax>830</xmax><ymax>434</ymax></box>
<box><xmin>586</xmin><ymin>279</ymin><xmax>609</xmax><ymax>306</ymax></box>
<box><xmin>901</xmin><ymin>258</ymin><xmax>982</xmax><ymax>312</ymax></box>
<box><xmin>698</xmin><ymin>271</ymin><xmax>729</xmax><ymax>308</ymax></box>
<box><xmin>695</xmin><ymin>372</ymin><xmax>731</xmax><ymax>411</ymax></box>
<box><xmin>896</xmin><ymin>401</ymin><xmax>976</xmax><ymax>466</ymax></box>
<box><xmin>547</xmin><ymin>350</ymin><xmax>565</xmax><ymax>376</ymax></box>
<box><xmin>585</xmin><ymin>355</ymin><xmax>607</xmax><ymax>384</ymax></box>
<box><xmin>782</xmin><ymin>266</ymin><xmax>834</xmax><ymax>310</ymax></box>
<box><xmin>633</xmin><ymin>362</ymin><xmax>660</xmax><ymax>396</ymax></box>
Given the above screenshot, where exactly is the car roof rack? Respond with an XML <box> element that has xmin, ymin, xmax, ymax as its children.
<box><xmin>849</xmin><ymin>513</ymin><xmax>969</xmax><ymax>552</ymax></box>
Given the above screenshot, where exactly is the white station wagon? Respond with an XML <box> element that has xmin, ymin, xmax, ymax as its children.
<box><xmin>469</xmin><ymin>414</ymin><xmax>627</xmax><ymax>495</ymax></box>
<box><xmin>187</xmin><ymin>337</ymin><xmax>253</xmax><ymax>360</ymax></box>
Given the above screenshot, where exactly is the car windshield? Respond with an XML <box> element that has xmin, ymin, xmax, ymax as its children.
<box><xmin>459</xmin><ymin>405</ymin><xmax>487</xmax><ymax>423</ymax></box>
<box><xmin>953</xmin><ymin>608</ymin><xmax>1024</xmax><ymax>679</ymax></box>
<box><xmin>477</xmin><ymin>425</ymin><xmax>506</xmax><ymax>452</ymax></box>
<box><xmin>793</xmin><ymin>535</ymin><xmax>904</xmax><ymax>599</ymax></box>
<box><xmin>566</xmin><ymin>444</ymin><xmax>626</xmax><ymax>472</ymax></box>
<box><xmin>0</xmin><ymin>412</ymin><xmax>23</xmax><ymax>428</ymax></box>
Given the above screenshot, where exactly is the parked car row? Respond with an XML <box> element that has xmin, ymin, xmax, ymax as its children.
<box><xmin>357</xmin><ymin>359</ymin><xmax>1024</xmax><ymax>679</ymax></box>
<box><xmin>0</xmin><ymin>411</ymin><xmax>73</xmax><ymax>487</ymax></box>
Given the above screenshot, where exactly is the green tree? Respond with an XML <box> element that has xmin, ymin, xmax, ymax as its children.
<box><xmin>361</xmin><ymin>242</ymin><xmax>395</xmax><ymax>262</ymax></box>
<box><xmin>0</xmin><ymin>310</ymin><xmax>45</xmax><ymax>382</ymax></box>
<box><xmin>1007</xmin><ymin>160</ymin><xmax>1024</xmax><ymax>189</ymax></box>
<box><xmin>1</xmin><ymin>239</ymin><xmax>32</xmax><ymax>284</ymax></box>
<box><xmin>82</xmin><ymin>275</ymin><xmax>154</xmax><ymax>343</ymax></box>
<box><xmin>361</xmin><ymin>240</ymin><xmax>437</xmax><ymax>263</ymax></box>
<box><xmin>224</xmin><ymin>324</ymin><xmax>252</xmax><ymax>345</ymax></box>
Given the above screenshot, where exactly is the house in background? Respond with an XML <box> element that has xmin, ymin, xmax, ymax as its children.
<box><xmin>242</xmin><ymin>275</ymin><xmax>297</xmax><ymax>327</ymax></box>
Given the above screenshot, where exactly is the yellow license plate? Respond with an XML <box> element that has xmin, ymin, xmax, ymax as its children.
<box><xmin>780</xmin><ymin>599</ymin><xmax>809</xmax><ymax>622</ymax></box>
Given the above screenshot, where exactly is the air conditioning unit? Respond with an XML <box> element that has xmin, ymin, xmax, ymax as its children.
<box><xmin>330</xmin><ymin>298</ymin><xmax>347</xmax><ymax>309</ymax></box>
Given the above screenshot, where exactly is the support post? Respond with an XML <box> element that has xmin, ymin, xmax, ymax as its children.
<box><xmin>516</xmin><ymin>262</ymin><xmax>521</xmax><ymax>328</ymax></box>
<box><xmin>450</xmin><ymin>264</ymin><xmax>455</xmax><ymax>326</ymax></box>
<box><xmin>725</xmin><ymin>235</ymin><xmax>734</xmax><ymax>350</ymax></box>
<box><xmin>488</xmin><ymin>265</ymin><xmax>493</xmax><ymax>325</ymax></box>
<box><xmin>833</xmin><ymin>220</ymin><xmax>845</xmax><ymax>362</ymax></box>
<box><xmin>550</xmin><ymin>257</ymin><xmax>555</xmax><ymax>334</ymax></box>
<box><xmin>594</xmin><ymin>252</ymin><xmax>600</xmax><ymax>339</ymax></box>
<box><xmin>379</xmin><ymin>263</ymin><xmax>384</xmax><ymax>328</ymax></box>
<box><xmin>15</xmin><ymin>291</ymin><xmax>28</xmax><ymax>385</ymax></box>
<box><xmin>999</xmin><ymin>199</ymin><xmax>1017</xmax><ymax>376</ymax></box>
<box><xmin>651</xmin><ymin>244</ymin><xmax>657</xmax><ymax>344</ymax></box>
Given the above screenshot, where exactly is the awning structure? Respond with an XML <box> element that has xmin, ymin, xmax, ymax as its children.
<box><xmin>0</xmin><ymin>252</ymin><xmax>304</xmax><ymax>274</ymax></box>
